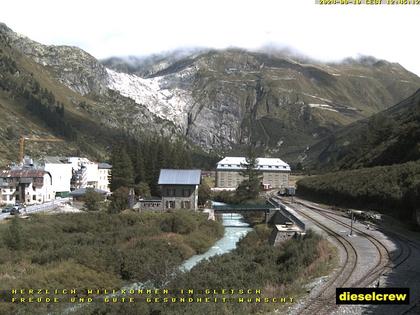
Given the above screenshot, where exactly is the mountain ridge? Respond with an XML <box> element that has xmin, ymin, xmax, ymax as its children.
<box><xmin>1</xmin><ymin>22</ymin><xmax>420</xmax><ymax>165</ymax></box>
<box><xmin>306</xmin><ymin>88</ymin><xmax>420</xmax><ymax>170</ymax></box>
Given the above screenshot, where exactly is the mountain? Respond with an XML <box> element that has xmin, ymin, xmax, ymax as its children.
<box><xmin>305</xmin><ymin>89</ymin><xmax>420</xmax><ymax>170</ymax></box>
<box><xmin>0</xmin><ymin>23</ymin><xmax>178</xmax><ymax>166</ymax></box>
<box><xmin>102</xmin><ymin>49</ymin><xmax>420</xmax><ymax>158</ymax></box>
<box><xmin>297</xmin><ymin>90</ymin><xmax>420</xmax><ymax>225</ymax></box>
<box><xmin>1</xmin><ymin>22</ymin><xmax>420</xmax><ymax>166</ymax></box>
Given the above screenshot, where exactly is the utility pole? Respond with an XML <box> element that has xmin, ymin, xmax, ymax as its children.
<box><xmin>350</xmin><ymin>210</ymin><xmax>353</xmax><ymax>236</ymax></box>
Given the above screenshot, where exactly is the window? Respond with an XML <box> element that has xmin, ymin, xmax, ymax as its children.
<box><xmin>183</xmin><ymin>189</ymin><xmax>191</xmax><ymax>197</ymax></box>
<box><xmin>165</xmin><ymin>201</ymin><xmax>175</xmax><ymax>209</ymax></box>
<box><xmin>182</xmin><ymin>201</ymin><xmax>191</xmax><ymax>209</ymax></box>
<box><xmin>33</xmin><ymin>195</ymin><xmax>36</xmax><ymax>201</ymax></box>
<box><xmin>166</xmin><ymin>188</ymin><xmax>176</xmax><ymax>196</ymax></box>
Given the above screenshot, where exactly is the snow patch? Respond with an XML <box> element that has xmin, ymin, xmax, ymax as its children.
<box><xmin>308</xmin><ymin>103</ymin><xmax>338</xmax><ymax>112</ymax></box>
<box><xmin>106</xmin><ymin>68</ymin><xmax>191</xmax><ymax>127</ymax></box>
<box><xmin>302</xmin><ymin>92</ymin><xmax>332</xmax><ymax>103</ymax></box>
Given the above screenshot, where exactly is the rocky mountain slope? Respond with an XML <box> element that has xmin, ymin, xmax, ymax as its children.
<box><xmin>1</xmin><ymin>22</ymin><xmax>419</xmax><ymax>165</ymax></box>
<box><xmin>306</xmin><ymin>88</ymin><xmax>420</xmax><ymax>170</ymax></box>
<box><xmin>103</xmin><ymin>50</ymin><xmax>420</xmax><ymax>158</ymax></box>
<box><xmin>0</xmin><ymin>23</ymin><xmax>178</xmax><ymax>165</ymax></box>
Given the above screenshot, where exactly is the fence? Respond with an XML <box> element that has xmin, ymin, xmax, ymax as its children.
<box><xmin>25</xmin><ymin>198</ymin><xmax>69</xmax><ymax>214</ymax></box>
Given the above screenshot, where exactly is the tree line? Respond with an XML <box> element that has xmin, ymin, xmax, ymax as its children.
<box><xmin>106</xmin><ymin>136</ymin><xmax>199</xmax><ymax>211</ymax></box>
<box><xmin>0</xmin><ymin>50</ymin><xmax>78</xmax><ymax>141</ymax></box>
<box><xmin>297</xmin><ymin>161</ymin><xmax>420</xmax><ymax>226</ymax></box>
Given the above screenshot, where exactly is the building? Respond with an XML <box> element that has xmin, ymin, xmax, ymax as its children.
<box><xmin>158</xmin><ymin>169</ymin><xmax>201</xmax><ymax>210</ymax></box>
<box><xmin>97</xmin><ymin>163</ymin><xmax>112</xmax><ymax>192</ymax></box>
<box><xmin>138</xmin><ymin>197</ymin><xmax>163</xmax><ymax>211</ymax></box>
<box><xmin>41</xmin><ymin>156</ymin><xmax>73</xmax><ymax>197</ymax></box>
<box><xmin>68</xmin><ymin>157</ymin><xmax>98</xmax><ymax>189</ymax></box>
<box><xmin>216</xmin><ymin>157</ymin><xmax>290</xmax><ymax>189</ymax></box>
<box><xmin>69</xmin><ymin>157</ymin><xmax>111</xmax><ymax>192</ymax></box>
<box><xmin>269</xmin><ymin>223</ymin><xmax>303</xmax><ymax>246</ymax></box>
<box><xmin>0</xmin><ymin>168</ymin><xmax>53</xmax><ymax>205</ymax></box>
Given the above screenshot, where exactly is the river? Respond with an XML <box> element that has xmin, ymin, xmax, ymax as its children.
<box><xmin>181</xmin><ymin>212</ymin><xmax>253</xmax><ymax>271</ymax></box>
<box><xmin>59</xmin><ymin>209</ymin><xmax>252</xmax><ymax>315</ymax></box>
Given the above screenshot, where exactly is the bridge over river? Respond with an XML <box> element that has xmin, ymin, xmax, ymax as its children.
<box><xmin>212</xmin><ymin>199</ymin><xmax>305</xmax><ymax>230</ymax></box>
<box><xmin>212</xmin><ymin>202</ymin><xmax>275</xmax><ymax>223</ymax></box>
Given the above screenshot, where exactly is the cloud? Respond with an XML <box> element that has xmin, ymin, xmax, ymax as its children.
<box><xmin>1</xmin><ymin>0</ymin><xmax>419</xmax><ymax>75</ymax></box>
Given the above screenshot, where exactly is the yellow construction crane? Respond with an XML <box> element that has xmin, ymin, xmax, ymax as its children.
<box><xmin>18</xmin><ymin>136</ymin><xmax>64</xmax><ymax>162</ymax></box>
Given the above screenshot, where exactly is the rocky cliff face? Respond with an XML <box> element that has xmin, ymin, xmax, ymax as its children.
<box><xmin>103</xmin><ymin>49</ymin><xmax>420</xmax><ymax>157</ymax></box>
<box><xmin>2</xmin><ymin>22</ymin><xmax>420</xmax><ymax>159</ymax></box>
<box><xmin>0</xmin><ymin>23</ymin><xmax>109</xmax><ymax>95</ymax></box>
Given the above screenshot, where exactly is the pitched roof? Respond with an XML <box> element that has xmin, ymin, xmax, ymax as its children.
<box><xmin>98</xmin><ymin>163</ymin><xmax>112</xmax><ymax>169</ymax></box>
<box><xmin>216</xmin><ymin>157</ymin><xmax>290</xmax><ymax>171</ymax></box>
<box><xmin>42</xmin><ymin>156</ymin><xmax>69</xmax><ymax>164</ymax></box>
<box><xmin>0</xmin><ymin>168</ymin><xmax>48</xmax><ymax>178</ymax></box>
<box><xmin>158</xmin><ymin>169</ymin><xmax>201</xmax><ymax>185</ymax></box>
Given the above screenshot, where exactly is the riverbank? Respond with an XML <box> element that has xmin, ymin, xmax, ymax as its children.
<box><xmin>75</xmin><ymin>223</ymin><xmax>336</xmax><ymax>315</ymax></box>
<box><xmin>0</xmin><ymin>210</ymin><xmax>224</xmax><ymax>315</ymax></box>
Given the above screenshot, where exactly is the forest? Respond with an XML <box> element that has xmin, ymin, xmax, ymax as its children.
<box><xmin>297</xmin><ymin>161</ymin><xmax>420</xmax><ymax>225</ymax></box>
<box><xmin>109</xmin><ymin>136</ymin><xmax>219</xmax><ymax>197</ymax></box>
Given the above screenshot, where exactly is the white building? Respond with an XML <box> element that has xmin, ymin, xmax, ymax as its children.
<box><xmin>216</xmin><ymin>157</ymin><xmax>291</xmax><ymax>189</ymax></box>
<box><xmin>0</xmin><ymin>168</ymin><xmax>54</xmax><ymax>205</ymax></box>
<box><xmin>97</xmin><ymin>163</ymin><xmax>111</xmax><ymax>192</ymax></box>
<box><xmin>68</xmin><ymin>157</ymin><xmax>111</xmax><ymax>192</ymax></box>
<box><xmin>68</xmin><ymin>157</ymin><xmax>97</xmax><ymax>188</ymax></box>
<box><xmin>42</xmin><ymin>156</ymin><xmax>73</xmax><ymax>197</ymax></box>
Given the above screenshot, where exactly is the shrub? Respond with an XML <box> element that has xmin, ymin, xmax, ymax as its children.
<box><xmin>160</xmin><ymin>211</ymin><xmax>198</xmax><ymax>234</ymax></box>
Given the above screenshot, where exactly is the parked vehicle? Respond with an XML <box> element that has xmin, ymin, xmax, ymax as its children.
<box><xmin>2</xmin><ymin>205</ymin><xmax>14</xmax><ymax>213</ymax></box>
<box><xmin>10</xmin><ymin>208</ymin><xmax>21</xmax><ymax>215</ymax></box>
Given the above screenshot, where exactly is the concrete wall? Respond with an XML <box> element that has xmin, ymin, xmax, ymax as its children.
<box><xmin>216</xmin><ymin>170</ymin><xmax>289</xmax><ymax>189</ymax></box>
<box><xmin>269</xmin><ymin>228</ymin><xmax>300</xmax><ymax>246</ymax></box>
<box><xmin>161</xmin><ymin>184</ymin><xmax>198</xmax><ymax>210</ymax></box>
<box><xmin>97</xmin><ymin>168</ymin><xmax>110</xmax><ymax>192</ymax></box>
<box><xmin>0</xmin><ymin>186</ymin><xmax>16</xmax><ymax>205</ymax></box>
<box><xmin>44</xmin><ymin>163</ymin><xmax>72</xmax><ymax>194</ymax></box>
<box><xmin>139</xmin><ymin>200</ymin><xmax>163</xmax><ymax>211</ymax></box>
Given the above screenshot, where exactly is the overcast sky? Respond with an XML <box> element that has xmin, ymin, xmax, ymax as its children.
<box><xmin>2</xmin><ymin>0</ymin><xmax>420</xmax><ymax>75</ymax></box>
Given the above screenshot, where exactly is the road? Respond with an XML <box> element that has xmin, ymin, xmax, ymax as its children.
<box><xmin>269</xmin><ymin>196</ymin><xmax>420</xmax><ymax>315</ymax></box>
<box><xmin>0</xmin><ymin>198</ymin><xmax>70</xmax><ymax>221</ymax></box>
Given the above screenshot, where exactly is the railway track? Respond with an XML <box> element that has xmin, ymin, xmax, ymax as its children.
<box><xmin>268</xmin><ymin>196</ymin><xmax>359</xmax><ymax>314</ymax></box>
<box><xmin>270</xmin><ymin>197</ymin><xmax>391</xmax><ymax>314</ymax></box>
<box><xmin>290</xmin><ymin>200</ymin><xmax>390</xmax><ymax>283</ymax></box>
<box><xmin>280</xmin><ymin>197</ymin><xmax>420</xmax><ymax>315</ymax></box>
<box><xmin>292</xmin><ymin>199</ymin><xmax>414</xmax><ymax>273</ymax></box>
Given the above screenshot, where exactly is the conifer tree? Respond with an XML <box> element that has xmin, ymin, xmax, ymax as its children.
<box><xmin>236</xmin><ymin>147</ymin><xmax>262</xmax><ymax>201</ymax></box>
<box><xmin>110</xmin><ymin>144</ymin><xmax>134</xmax><ymax>191</ymax></box>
